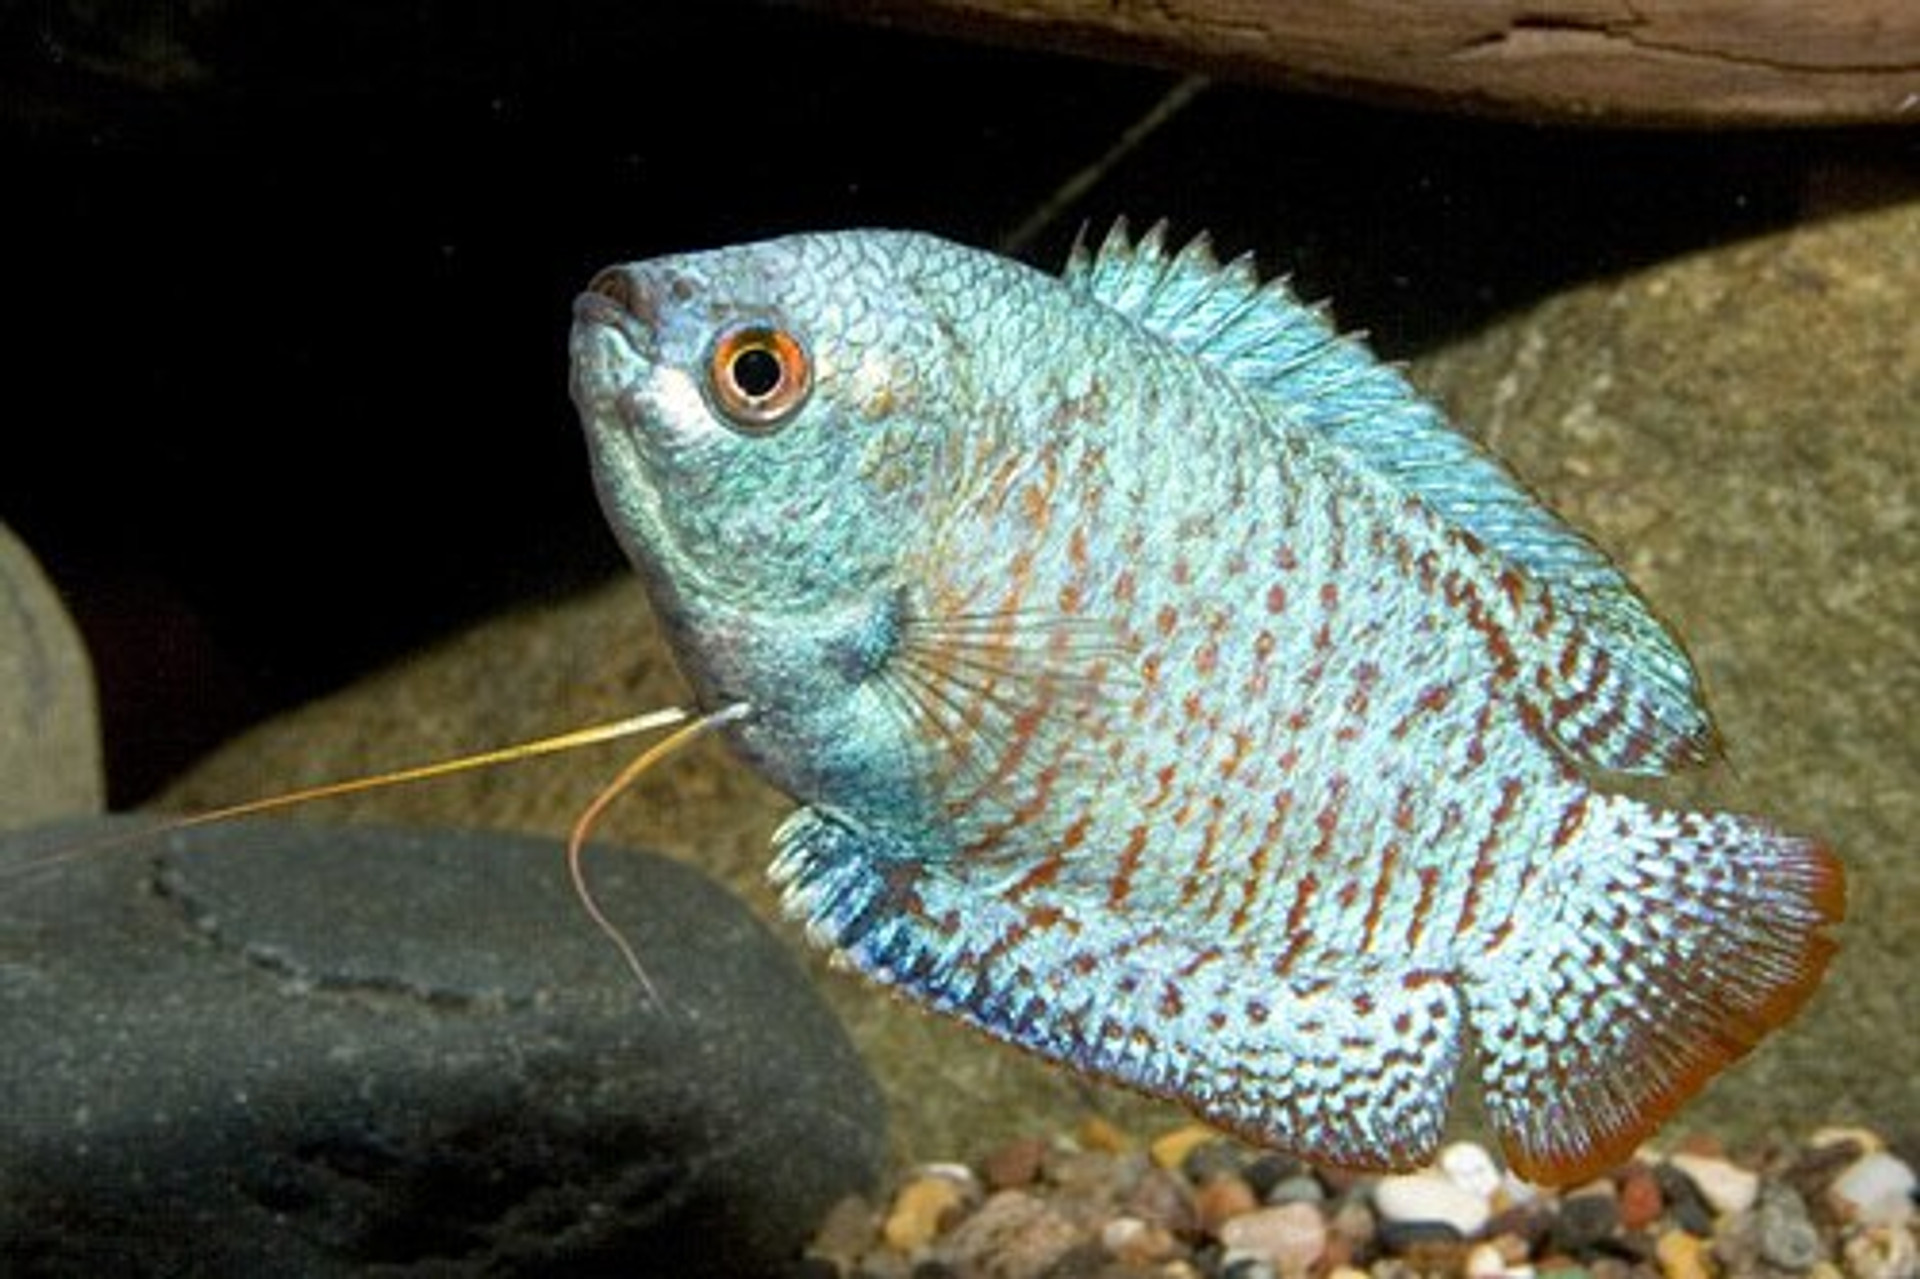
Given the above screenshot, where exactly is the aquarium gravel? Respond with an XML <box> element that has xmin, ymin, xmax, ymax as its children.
<box><xmin>801</xmin><ymin>1121</ymin><xmax>1917</xmax><ymax>1279</ymax></box>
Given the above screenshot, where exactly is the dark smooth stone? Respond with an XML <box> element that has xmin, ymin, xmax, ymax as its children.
<box><xmin>0</xmin><ymin>818</ymin><xmax>885</xmax><ymax>1277</ymax></box>
<box><xmin>1551</xmin><ymin>1191</ymin><xmax>1622</xmax><ymax>1256</ymax></box>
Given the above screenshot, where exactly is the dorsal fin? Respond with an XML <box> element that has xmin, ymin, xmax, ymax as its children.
<box><xmin>1063</xmin><ymin>220</ymin><xmax>1713</xmax><ymax>774</ymax></box>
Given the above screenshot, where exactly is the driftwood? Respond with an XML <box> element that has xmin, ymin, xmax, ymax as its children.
<box><xmin>826</xmin><ymin>0</ymin><xmax>1920</xmax><ymax>126</ymax></box>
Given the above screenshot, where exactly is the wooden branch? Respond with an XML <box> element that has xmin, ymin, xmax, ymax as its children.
<box><xmin>825</xmin><ymin>0</ymin><xmax>1920</xmax><ymax>126</ymax></box>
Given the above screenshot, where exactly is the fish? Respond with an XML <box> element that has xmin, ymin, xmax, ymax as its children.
<box><xmin>566</xmin><ymin>222</ymin><xmax>1844</xmax><ymax>1184</ymax></box>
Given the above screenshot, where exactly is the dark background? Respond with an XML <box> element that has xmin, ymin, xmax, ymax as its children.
<box><xmin>2</xmin><ymin>1</ymin><xmax>1913</xmax><ymax>803</ymax></box>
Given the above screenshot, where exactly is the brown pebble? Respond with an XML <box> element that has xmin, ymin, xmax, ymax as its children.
<box><xmin>1326</xmin><ymin>1198</ymin><xmax>1377</xmax><ymax>1253</ymax></box>
<box><xmin>1152</xmin><ymin>1124</ymin><xmax>1219</xmax><ymax>1172</ymax></box>
<box><xmin>1619</xmin><ymin>1165</ymin><xmax>1666</xmax><ymax>1231</ymax></box>
<box><xmin>982</xmin><ymin>1136</ymin><xmax>1050</xmax><ymax>1191</ymax></box>
<box><xmin>1402</xmin><ymin>1238</ymin><xmax>1471</xmax><ymax>1274</ymax></box>
<box><xmin>937</xmin><ymin>1190</ymin><xmax>1082</xmax><ymax>1279</ymax></box>
<box><xmin>1079</xmin><ymin>1114</ymin><xmax>1133</xmax><ymax>1154</ymax></box>
<box><xmin>1195</xmin><ymin>1173</ymin><xmax>1260</xmax><ymax>1236</ymax></box>
<box><xmin>1123</xmin><ymin>1166</ymin><xmax>1198</xmax><ymax>1237</ymax></box>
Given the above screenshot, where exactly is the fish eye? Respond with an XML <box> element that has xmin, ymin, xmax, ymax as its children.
<box><xmin>705</xmin><ymin>323</ymin><xmax>812</xmax><ymax>433</ymax></box>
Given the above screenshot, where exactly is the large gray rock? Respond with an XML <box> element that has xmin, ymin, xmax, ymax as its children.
<box><xmin>0</xmin><ymin>819</ymin><xmax>885</xmax><ymax>1277</ymax></box>
<box><xmin>161</xmin><ymin>198</ymin><xmax>1918</xmax><ymax>1163</ymax></box>
<box><xmin>0</xmin><ymin>524</ymin><xmax>102</xmax><ymax>829</ymax></box>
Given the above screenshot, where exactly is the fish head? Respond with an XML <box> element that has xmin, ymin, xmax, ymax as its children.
<box><xmin>569</xmin><ymin>231</ymin><xmax>977</xmax><ymax>807</ymax></box>
<box><xmin>570</xmin><ymin>231</ymin><xmax>963</xmax><ymax>621</ymax></box>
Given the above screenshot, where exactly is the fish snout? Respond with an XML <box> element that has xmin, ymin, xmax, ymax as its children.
<box><xmin>569</xmin><ymin>267</ymin><xmax>669</xmax><ymax>417</ymax></box>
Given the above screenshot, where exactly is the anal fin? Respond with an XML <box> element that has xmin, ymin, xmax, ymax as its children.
<box><xmin>771</xmin><ymin>807</ymin><xmax>1465</xmax><ymax>1172</ymax></box>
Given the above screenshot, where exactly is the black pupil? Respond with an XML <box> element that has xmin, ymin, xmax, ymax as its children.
<box><xmin>731</xmin><ymin>345</ymin><xmax>784</xmax><ymax>400</ymax></box>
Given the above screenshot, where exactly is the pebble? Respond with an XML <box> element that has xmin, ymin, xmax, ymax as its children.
<box><xmin>1655</xmin><ymin>1163</ymin><xmax>1718</xmax><ymax>1237</ymax></box>
<box><xmin>981</xmin><ymin>1136</ymin><xmax>1050</xmax><ymax>1191</ymax></box>
<box><xmin>1044</xmin><ymin>1148</ymin><xmax>1122</xmax><ymax>1198</ymax></box>
<box><xmin>1489</xmin><ymin>1231</ymin><xmax>1534</xmax><ymax>1266</ymax></box>
<box><xmin>1218</xmin><ymin>1202</ymin><xmax>1329</xmax><ymax>1276</ymax></box>
<box><xmin>1783</xmin><ymin>1140</ymin><xmax>1867</xmax><ymax>1203</ymax></box>
<box><xmin>1842</xmin><ymin>1222</ymin><xmax>1918</xmax><ymax>1279</ymax></box>
<box><xmin>885</xmin><ymin>1173</ymin><xmax>975</xmax><ymax>1252</ymax></box>
<box><xmin>1465</xmin><ymin>1242</ymin><xmax>1512</xmax><ymax>1277</ymax></box>
<box><xmin>1443</xmin><ymin>1142</ymin><xmax>1507</xmax><ymax>1201</ymax></box>
<box><xmin>1151</xmin><ymin>1125</ymin><xmax>1219</xmax><ymax>1172</ymax></box>
<box><xmin>1552</xmin><ymin>1187</ymin><xmax>1621</xmax><ymax>1255</ymax></box>
<box><xmin>1619</xmin><ymin>1166</ymin><xmax>1666</xmax><ymax>1231</ymax></box>
<box><xmin>1484</xmin><ymin>1201</ymin><xmax>1555</xmax><ymax>1256</ymax></box>
<box><xmin>1197</xmin><ymin>1173</ymin><xmax>1262</xmax><ymax>1235</ymax></box>
<box><xmin>1655</xmin><ymin>1229</ymin><xmax>1712</xmax><ymax>1279</ymax></box>
<box><xmin>1375</xmin><ymin>1169</ymin><xmax>1494</xmax><ymax>1237</ymax></box>
<box><xmin>1669</xmin><ymin>1152</ymin><xmax>1762</xmax><ymax>1216</ymax></box>
<box><xmin>1830</xmin><ymin>1151</ymin><xmax>1918</xmax><ymax>1227</ymax></box>
<box><xmin>1813</xmin><ymin>1127</ymin><xmax>1888</xmax><ymax>1154</ymax></box>
<box><xmin>1221</xmin><ymin>1259</ymin><xmax>1279</xmax><ymax>1279</ymax></box>
<box><xmin>1186</xmin><ymin>1137</ymin><xmax>1255</xmax><ymax>1185</ymax></box>
<box><xmin>1101</xmin><ymin>1214</ymin><xmax>1179</xmax><ymax>1264</ymax></box>
<box><xmin>1122</xmin><ymin>1166</ymin><xmax>1198</xmax><ymax>1236</ymax></box>
<box><xmin>1078</xmin><ymin>1115</ymin><xmax>1133</xmax><ymax>1155</ymax></box>
<box><xmin>1245</xmin><ymin>1153</ymin><xmax>1307</xmax><ymax>1200</ymax></box>
<box><xmin>1326</xmin><ymin>1197</ymin><xmax>1378</xmax><ymax>1264</ymax></box>
<box><xmin>1756</xmin><ymin>1185</ymin><xmax>1825</xmax><ymax>1271</ymax></box>
<box><xmin>809</xmin><ymin>1125</ymin><xmax>1918</xmax><ymax>1279</ymax></box>
<box><xmin>935</xmin><ymin>1190</ymin><xmax>1081</xmax><ymax>1279</ymax></box>
<box><xmin>1266</xmin><ymin>1173</ymin><xmax>1329</xmax><ymax>1206</ymax></box>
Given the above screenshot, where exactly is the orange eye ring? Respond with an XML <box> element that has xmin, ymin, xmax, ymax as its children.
<box><xmin>705</xmin><ymin>323</ymin><xmax>812</xmax><ymax>432</ymax></box>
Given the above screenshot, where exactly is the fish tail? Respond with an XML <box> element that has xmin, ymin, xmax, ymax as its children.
<box><xmin>1465</xmin><ymin>794</ymin><xmax>1843</xmax><ymax>1185</ymax></box>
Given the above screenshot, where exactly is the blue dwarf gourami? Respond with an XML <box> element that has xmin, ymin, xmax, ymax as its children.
<box><xmin>567</xmin><ymin>223</ymin><xmax>1843</xmax><ymax>1185</ymax></box>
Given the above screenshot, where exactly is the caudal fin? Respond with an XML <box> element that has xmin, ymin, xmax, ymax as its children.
<box><xmin>1465</xmin><ymin>795</ymin><xmax>1843</xmax><ymax>1184</ymax></box>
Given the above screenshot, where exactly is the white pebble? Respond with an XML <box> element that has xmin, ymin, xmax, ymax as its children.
<box><xmin>1465</xmin><ymin>1242</ymin><xmax>1510</xmax><ymax>1277</ymax></box>
<box><xmin>1374</xmin><ymin>1169</ymin><xmax>1492</xmax><ymax>1236</ymax></box>
<box><xmin>1441</xmin><ymin>1141</ymin><xmax>1505</xmax><ymax>1201</ymax></box>
<box><xmin>1831</xmin><ymin>1151</ymin><xmax>1918</xmax><ymax>1227</ymax></box>
<box><xmin>1668</xmin><ymin>1152</ymin><xmax>1760</xmax><ymax>1216</ymax></box>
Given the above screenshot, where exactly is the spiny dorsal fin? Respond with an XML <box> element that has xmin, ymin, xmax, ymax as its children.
<box><xmin>1063</xmin><ymin>219</ymin><xmax>1712</xmax><ymax>774</ymax></box>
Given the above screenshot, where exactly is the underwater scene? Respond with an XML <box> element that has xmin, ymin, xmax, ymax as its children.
<box><xmin>2</xmin><ymin>3</ymin><xmax>1916</xmax><ymax>1276</ymax></box>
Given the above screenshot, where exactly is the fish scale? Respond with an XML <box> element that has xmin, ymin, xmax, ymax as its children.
<box><xmin>569</xmin><ymin>224</ymin><xmax>1842</xmax><ymax>1184</ymax></box>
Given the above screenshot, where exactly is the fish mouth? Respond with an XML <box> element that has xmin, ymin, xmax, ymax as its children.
<box><xmin>568</xmin><ymin>277</ymin><xmax>656</xmax><ymax>418</ymax></box>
